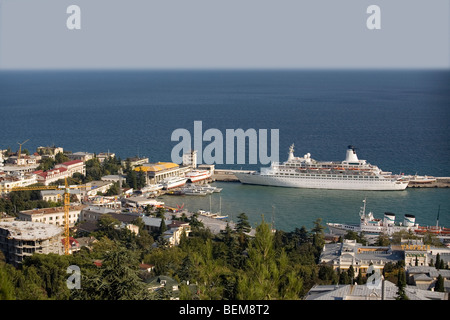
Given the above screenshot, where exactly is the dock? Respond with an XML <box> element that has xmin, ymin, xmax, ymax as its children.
<box><xmin>407</xmin><ymin>177</ymin><xmax>450</xmax><ymax>188</ymax></box>
<box><xmin>212</xmin><ymin>169</ymin><xmax>253</xmax><ymax>182</ymax></box>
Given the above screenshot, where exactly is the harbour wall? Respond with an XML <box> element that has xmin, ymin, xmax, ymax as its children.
<box><xmin>212</xmin><ymin>170</ymin><xmax>450</xmax><ymax>188</ymax></box>
<box><xmin>407</xmin><ymin>177</ymin><xmax>450</xmax><ymax>188</ymax></box>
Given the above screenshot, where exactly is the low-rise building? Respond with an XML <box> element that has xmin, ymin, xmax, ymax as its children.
<box><xmin>96</xmin><ymin>152</ymin><xmax>116</xmax><ymax>163</ymax></box>
<box><xmin>406</xmin><ymin>266</ymin><xmax>450</xmax><ymax>292</ymax></box>
<box><xmin>17</xmin><ymin>204</ymin><xmax>87</xmax><ymax>227</ymax></box>
<box><xmin>36</xmin><ymin>146</ymin><xmax>64</xmax><ymax>158</ymax></box>
<box><xmin>121</xmin><ymin>157</ymin><xmax>149</xmax><ymax>169</ymax></box>
<box><xmin>34</xmin><ymin>167</ymin><xmax>68</xmax><ymax>185</ymax></box>
<box><xmin>33</xmin><ymin>160</ymin><xmax>85</xmax><ymax>185</ymax></box>
<box><xmin>84</xmin><ymin>180</ymin><xmax>114</xmax><ymax>196</ymax></box>
<box><xmin>41</xmin><ymin>189</ymin><xmax>82</xmax><ymax>203</ymax></box>
<box><xmin>134</xmin><ymin>162</ymin><xmax>190</xmax><ymax>184</ymax></box>
<box><xmin>0</xmin><ymin>172</ymin><xmax>38</xmax><ymax>195</ymax></box>
<box><xmin>319</xmin><ymin>239</ymin><xmax>404</xmax><ymax>275</ymax></box>
<box><xmin>0</xmin><ymin>221</ymin><xmax>64</xmax><ymax>266</ymax></box>
<box><xmin>54</xmin><ymin>159</ymin><xmax>85</xmax><ymax>176</ymax></box>
<box><xmin>68</xmin><ymin>152</ymin><xmax>95</xmax><ymax>162</ymax></box>
<box><xmin>0</xmin><ymin>212</ymin><xmax>15</xmax><ymax>222</ymax></box>
<box><xmin>304</xmin><ymin>280</ymin><xmax>448</xmax><ymax>300</ymax></box>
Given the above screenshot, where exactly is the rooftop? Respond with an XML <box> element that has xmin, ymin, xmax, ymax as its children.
<box><xmin>135</xmin><ymin>162</ymin><xmax>179</xmax><ymax>172</ymax></box>
<box><xmin>0</xmin><ymin>221</ymin><xmax>63</xmax><ymax>240</ymax></box>
<box><xmin>20</xmin><ymin>204</ymin><xmax>87</xmax><ymax>215</ymax></box>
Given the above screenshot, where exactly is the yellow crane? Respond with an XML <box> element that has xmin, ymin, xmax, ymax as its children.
<box><xmin>17</xmin><ymin>139</ymin><xmax>29</xmax><ymax>164</ymax></box>
<box><xmin>2</xmin><ymin>178</ymin><xmax>86</xmax><ymax>255</ymax></box>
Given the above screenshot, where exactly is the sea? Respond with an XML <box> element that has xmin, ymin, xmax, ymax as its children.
<box><xmin>0</xmin><ymin>70</ymin><xmax>449</xmax><ymax>231</ymax></box>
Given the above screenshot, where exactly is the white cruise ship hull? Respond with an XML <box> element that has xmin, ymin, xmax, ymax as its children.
<box><xmin>235</xmin><ymin>172</ymin><xmax>408</xmax><ymax>191</ymax></box>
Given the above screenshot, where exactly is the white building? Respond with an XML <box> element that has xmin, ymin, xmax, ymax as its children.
<box><xmin>96</xmin><ymin>152</ymin><xmax>116</xmax><ymax>163</ymax></box>
<box><xmin>84</xmin><ymin>180</ymin><xmax>114</xmax><ymax>196</ymax></box>
<box><xmin>41</xmin><ymin>189</ymin><xmax>82</xmax><ymax>203</ymax></box>
<box><xmin>0</xmin><ymin>172</ymin><xmax>38</xmax><ymax>195</ymax></box>
<box><xmin>68</xmin><ymin>152</ymin><xmax>95</xmax><ymax>162</ymax></box>
<box><xmin>17</xmin><ymin>204</ymin><xmax>87</xmax><ymax>227</ymax></box>
<box><xmin>54</xmin><ymin>159</ymin><xmax>85</xmax><ymax>176</ymax></box>
<box><xmin>34</xmin><ymin>160</ymin><xmax>86</xmax><ymax>185</ymax></box>
<box><xmin>183</xmin><ymin>150</ymin><xmax>197</xmax><ymax>168</ymax></box>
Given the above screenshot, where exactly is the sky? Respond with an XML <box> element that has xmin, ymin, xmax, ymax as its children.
<box><xmin>0</xmin><ymin>0</ymin><xmax>448</xmax><ymax>70</ymax></box>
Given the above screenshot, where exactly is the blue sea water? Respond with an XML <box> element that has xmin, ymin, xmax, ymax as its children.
<box><xmin>0</xmin><ymin>70</ymin><xmax>449</xmax><ymax>231</ymax></box>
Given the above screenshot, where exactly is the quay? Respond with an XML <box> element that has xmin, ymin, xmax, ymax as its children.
<box><xmin>212</xmin><ymin>169</ymin><xmax>252</xmax><ymax>182</ymax></box>
<box><xmin>407</xmin><ymin>177</ymin><xmax>450</xmax><ymax>188</ymax></box>
<box><xmin>212</xmin><ymin>170</ymin><xmax>450</xmax><ymax>188</ymax></box>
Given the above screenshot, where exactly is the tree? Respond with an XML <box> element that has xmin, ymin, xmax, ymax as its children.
<box><xmin>395</xmin><ymin>268</ymin><xmax>409</xmax><ymax>300</ymax></box>
<box><xmin>0</xmin><ymin>265</ymin><xmax>15</xmax><ymax>300</ymax></box>
<box><xmin>435</xmin><ymin>253</ymin><xmax>441</xmax><ymax>269</ymax></box>
<box><xmin>72</xmin><ymin>246</ymin><xmax>152</xmax><ymax>300</ymax></box>
<box><xmin>235</xmin><ymin>213</ymin><xmax>251</xmax><ymax>234</ymax></box>
<box><xmin>311</xmin><ymin>218</ymin><xmax>325</xmax><ymax>259</ymax></box>
<box><xmin>54</xmin><ymin>152</ymin><xmax>69</xmax><ymax>164</ymax></box>
<box><xmin>376</xmin><ymin>233</ymin><xmax>390</xmax><ymax>246</ymax></box>
<box><xmin>237</xmin><ymin>219</ymin><xmax>286</xmax><ymax>300</ymax></box>
<box><xmin>347</xmin><ymin>265</ymin><xmax>355</xmax><ymax>283</ymax></box>
<box><xmin>159</xmin><ymin>218</ymin><xmax>167</xmax><ymax>235</ymax></box>
<box><xmin>105</xmin><ymin>182</ymin><xmax>120</xmax><ymax>196</ymax></box>
<box><xmin>435</xmin><ymin>274</ymin><xmax>445</xmax><ymax>292</ymax></box>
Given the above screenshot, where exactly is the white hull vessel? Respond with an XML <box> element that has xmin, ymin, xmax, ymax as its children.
<box><xmin>327</xmin><ymin>199</ymin><xmax>450</xmax><ymax>240</ymax></box>
<box><xmin>185</xmin><ymin>170</ymin><xmax>212</xmax><ymax>182</ymax></box>
<box><xmin>161</xmin><ymin>177</ymin><xmax>187</xmax><ymax>190</ymax></box>
<box><xmin>235</xmin><ymin>145</ymin><xmax>408</xmax><ymax>191</ymax></box>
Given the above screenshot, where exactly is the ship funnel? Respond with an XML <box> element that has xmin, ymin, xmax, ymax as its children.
<box><xmin>403</xmin><ymin>214</ymin><xmax>416</xmax><ymax>227</ymax></box>
<box><xmin>384</xmin><ymin>212</ymin><xmax>395</xmax><ymax>226</ymax></box>
<box><xmin>345</xmin><ymin>145</ymin><xmax>359</xmax><ymax>162</ymax></box>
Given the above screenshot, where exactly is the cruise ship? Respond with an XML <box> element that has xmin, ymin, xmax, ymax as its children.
<box><xmin>234</xmin><ymin>145</ymin><xmax>408</xmax><ymax>191</ymax></box>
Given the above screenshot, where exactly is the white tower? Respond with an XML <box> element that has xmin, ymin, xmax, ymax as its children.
<box><xmin>183</xmin><ymin>150</ymin><xmax>197</xmax><ymax>168</ymax></box>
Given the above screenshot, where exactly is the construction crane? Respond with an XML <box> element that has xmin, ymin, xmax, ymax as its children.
<box><xmin>1</xmin><ymin>178</ymin><xmax>86</xmax><ymax>255</ymax></box>
<box><xmin>17</xmin><ymin>139</ymin><xmax>29</xmax><ymax>164</ymax></box>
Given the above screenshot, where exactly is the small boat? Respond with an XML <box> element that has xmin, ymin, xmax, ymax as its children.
<box><xmin>182</xmin><ymin>188</ymin><xmax>207</xmax><ymax>196</ymax></box>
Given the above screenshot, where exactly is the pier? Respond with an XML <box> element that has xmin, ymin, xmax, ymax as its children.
<box><xmin>407</xmin><ymin>177</ymin><xmax>450</xmax><ymax>188</ymax></box>
<box><xmin>212</xmin><ymin>169</ymin><xmax>253</xmax><ymax>182</ymax></box>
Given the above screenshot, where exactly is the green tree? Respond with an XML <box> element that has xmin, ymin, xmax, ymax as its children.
<box><xmin>55</xmin><ymin>152</ymin><xmax>69</xmax><ymax>164</ymax></box>
<box><xmin>435</xmin><ymin>274</ymin><xmax>445</xmax><ymax>292</ymax></box>
<box><xmin>376</xmin><ymin>233</ymin><xmax>390</xmax><ymax>246</ymax></box>
<box><xmin>37</xmin><ymin>157</ymin><xmax>55</xmax><ymax>171</ymax></box>
<box><xmin>0</xmin><ymin>265</ymin><xmax>15</xmax><ymax>300</ymax></box>
<box><xmin>235</xmin><ymin>213</ymin><xmax>251</xmax><ymax>234</ymax></box>
<box><xmin>347</xmin><ymin>265</ymin><xmax>355</xmax><ymax>283</ymax></box>
<box><xmin>237</xmin><ymin>219</ymin><xmax>279</xmax><ymax>300</ymax></box>
<box><xmin>311</xmin><ymin>218</ymin><xmax>325</xmax><ymax>259</ymax></box>
<box><xmin>435</xmin><ymin>253</ymin><xmax>441</xmax><ymax>269</ymax></box>
<box><xmin>395</xmin><ymin>268</ymin><xmax>409</xmax><ymax>300</ymax></box>
<box><xmin>21</xmin><ymin>253</ymin><xmax>72</xmax><ymax>300</ymax></box>
<box><xmin>73</xmin><ymin>246</ymin><xmax>152</xmax><ymax>300</ymax></box>
<box><xmin>105</xmin><ymin>182</ymin><xmax>120</xmax><ymax>196</ymax></box>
